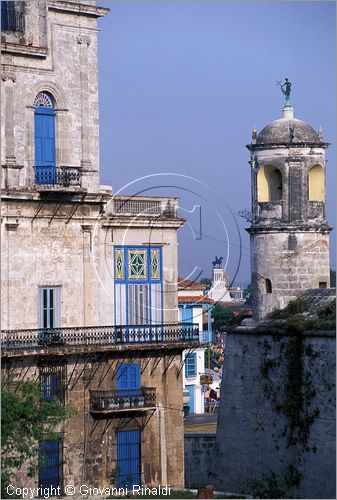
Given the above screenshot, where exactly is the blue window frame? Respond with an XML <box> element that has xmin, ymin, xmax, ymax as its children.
<box><xmin>117</xmin><ymin>363</ymin><xmax>141</xmax><ymax>395</ymax></box>
<box><xmin>181</xmin><ymin>306</ymin><xmax>194</xmax><ymax>324</ymax></box>
<box><xmin>34</xmin><ymin>92</ymin><xmax>56</xmax><ymax>185</ymax></box>
<box><xmin>114</xmin><ymin>246</ymin><xmax>163</xmax><ymax>327</ymax></box>
<box><xmin>39</xmin><ymin>439</ymin><xmax>62</xmax><ymax>490</ymax></box>
<box><xmin>185</xmin><ymin>353</ymin><xmax>197</xmax><ymax>378</ymax></box>
<box><xmin>117</xmin><ymin>429</ymin><xmax>141</xmax><ymax>488</ymax></box>
<box><xmin>1</xmin><ymin>1</ymin><xmax>22</xmax><ymax>31</ymax></box>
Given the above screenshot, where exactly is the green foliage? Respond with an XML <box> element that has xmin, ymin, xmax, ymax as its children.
<box><xmin>212</xmin><ymin>303</ymin><xmax>234</xmax><ymax>330</ymax></box>
<box><xmin>200</xmin><ymin>278</ymin><xmax>212</xmax><ymax>289</ymax></box>
<box><xmin>330</xmin><ymin>269</ymin><xmax>336</xmax><ymax>287</ymax></box>
<box><xmin>204</xmin><ymin>347</ymin><xmax>220</xmax><ymax>369</ymax></box>
<box><xmin>1</xmin><ymin>380</ymin><xmax>74</xmax><ymax>498</ymax></box>
<box><xmin>249</xmin><ymin>471</ymin><xmax>286</xmax><ymax>499</ymax></box>
<box><xmin>244</xmin><ymin>283</ymin><xmax>252</xmax><ymax>306</ymax></box>
<box><xmin>268</xmin><ymin>298</ymin><xmax>308</xmax><ymax>319</ymax></box>
<box><xmin>317</xmin><ymin>299</ymin><xmax>336</xmax><ymax>323</ymax></box>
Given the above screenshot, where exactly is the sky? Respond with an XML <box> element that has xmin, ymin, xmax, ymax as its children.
<box><xmin>97</xmin><ymin>1</ymin><xmax>336</xmax><ymax>287</ymax></box>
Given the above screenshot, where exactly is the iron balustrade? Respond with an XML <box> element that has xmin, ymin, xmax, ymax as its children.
<box><xmin>90</xmin><ymin>387</ymin><xmax>156</xmax><ymax>412</ymax></box>
<box><xmin>1</xmin><ymin>323</ymin><xmax>199</xmax><ymax>351</ymax></box>
<box><xmin>113</xmin><ymin>198</ymin><xmax>177</xmax><ymax>218</ymax></box>
<box><xmin>34</xmin><ymin>166</ymin><xmax>81</xmax><ymax>187</ymax></box>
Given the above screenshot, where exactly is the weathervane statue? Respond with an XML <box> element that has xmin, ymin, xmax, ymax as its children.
<box><xmin>277</xmin><ymin>78</ymin><xmax>292</xmax><ymax>106</ymax></box>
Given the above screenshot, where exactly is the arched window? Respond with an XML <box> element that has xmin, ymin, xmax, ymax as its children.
<box><xmin>265</xmin><ymin>279</ymin><xmax>272</xmax><ymax>294</ymax></box>
<box><xmin>257</xmin><ymin>165</ymin><xmax>283</xmax><ymax>202</ymax></box>
<box><xmin>34</xmin><ymin>92</ymin><xmax>56</xmax><ymax>185</ymax></box>
<box><xmin>308</xmin><ymin>165</ymin><xmax>324</xmax><ymax>202</ymax></box>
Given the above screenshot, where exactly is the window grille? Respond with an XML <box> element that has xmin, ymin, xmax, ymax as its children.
<box><xmin>40</xmin><ymin>364</ymin><xmax>66</xmax><ymax>404</ymax></box>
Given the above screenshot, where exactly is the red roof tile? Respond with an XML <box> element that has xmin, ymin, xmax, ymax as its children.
<box><xmin>177</xmin><ymin>276</ymin><xmax>208</xmax><ymax>290</ymax></box>
<box><xmin>178</xmin><ymin>296</ymin><xmax>214</xmax><ymax>304</ymax></box>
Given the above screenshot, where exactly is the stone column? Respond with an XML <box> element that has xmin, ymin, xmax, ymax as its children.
<box><xmin>2</xmin><ymin>73</ymin><xmax>23</xmax><ymax>188</ymax></box>
<box><xmin>77</xmin><ymin>35</ymin><xmax>96</xmax><ymax>191</ymax></box>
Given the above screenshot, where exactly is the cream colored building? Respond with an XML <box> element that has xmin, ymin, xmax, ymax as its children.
<box><xmin>1</xmin><ymin>0</ymin><xmax>199</xmax><ymax>492</ymax></box>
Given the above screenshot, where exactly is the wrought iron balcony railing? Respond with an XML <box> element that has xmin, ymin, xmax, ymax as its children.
<box><xmin>90</xmin><ymin>387</ymin><xmax>156</xmax><ymax>413</ymax></box>
<box><xmin>1</xmin><ymin>323</ymin><xmax>199</xmax><ymax>352</ymax></box>
<box><xmin>34</xmin><ymin>166</ymin><xmax>81</xmax><ymax>187</ymax></box>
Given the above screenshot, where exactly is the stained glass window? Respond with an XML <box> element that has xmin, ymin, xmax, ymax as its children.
<box><xmin>115</xmin><ymin>249</ymin><xmax>124</xmax><ymax>280</ymax></box>
<box><xmin>150</xmin><ymin>249</ymin><xmax>160</xmax><ymax>279</ymax></box>
<box><xmin>128</xmin><ymin>250</ymin><xmax>147</xmax><ymax>279</ymax></box>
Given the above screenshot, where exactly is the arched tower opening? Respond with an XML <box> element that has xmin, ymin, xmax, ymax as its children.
<box><xmin>308</xmin><ymin>165</ymin><xmax>325</xmax><ymax>202</ymax></box>
<box><xmin>257</xmin><ymin>165</ymin><xmax>282</xmax><ymax>202</ymax></box>
<box><xmin>265</xmin><ymin>279</ymin><xmax>272</xmax><ymax>294</ymax></box>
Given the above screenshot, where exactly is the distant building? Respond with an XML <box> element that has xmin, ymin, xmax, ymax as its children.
<box><xmin>208</xmin><ymin>266</ymin><xmax>233</xmax><ymax>303</ymax></box>
<box><xmin>178</xmin><ymin>277</ymin><xmax>213</xmax><ymax>414</ymax></box>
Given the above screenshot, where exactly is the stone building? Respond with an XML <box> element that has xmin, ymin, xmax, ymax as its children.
<box><xmin>178</xmin><ymin>277</ymin><xmax>213</xmax><ymax>414</ymax></box>
<box><xmin>247</xmin><ymin>102</ymin><xmax>331</xmax><ymax>320</ymax></box>
<box><xmin>1</xmin><ymin>0</ymin><xmax>199</xmax><ymax>492</ymax></box>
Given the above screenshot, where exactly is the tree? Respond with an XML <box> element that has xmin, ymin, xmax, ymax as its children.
<box><xmin>330</xmin><ymin>269</ymin><xmax>336</xmax><ymax>287</ymax></box>
<box><xmin>1</xmin><ymin>380</ymin><xmax>73</xmax><ymax>498</ymax></box>
<box><xmin>212</xmin><ymin>303</ymin><xmax>234</xmax><ymax>331</ymax></box>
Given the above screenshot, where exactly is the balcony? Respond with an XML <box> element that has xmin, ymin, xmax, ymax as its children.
<box><xmin>90</xmin><ymin>387</ymin><xmax>156</xmax><ymax>414</ymax></box>
<box><xmin>1</xmin><ymin>323</ymin><xmax>200</xmax><ymax>353</ymax></box>
<box><xmin>110</xmin><ymin>196</ymin><xmax>179</xmax><ymax>218</ymax></box>
<box><xmin>34</xmin><ymin>166</ymin><xmax>81</xmax><ymax>188</ymax></box>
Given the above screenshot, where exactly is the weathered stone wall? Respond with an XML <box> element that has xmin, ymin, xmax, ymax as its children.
<box><xmin>2</xmin><ymin>347</ymin><xmax>186</xmax><ymax>493</ymax></box>
<box><xmin>214</xmin><ymin>328</ymin><xmax>336</xmax><ymax>499</ymax></box>
<box><xmin>250</xmin><ymin>230</ymin><xmax>331</xmax><ymax>319</ymax></box>
<box><xmin>1</xmin><ymin>1</ymin><xmax>108</xmax><ymax>192</ymax></box>
<box><xmin>184</xmin><ymin>433</ymin><xmax>217</xmax><ymax>489</ymax></box>
<box><xmin>1</xmin><ymin>196</ymin><xmax>182</xmax><ymax>329</ymax></box>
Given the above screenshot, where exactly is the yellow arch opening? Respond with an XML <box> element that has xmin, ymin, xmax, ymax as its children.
<box><xmin>257</xmin><ymin>165</ymin><xmax>282</xmax><ymax>202</ymax></box>
<box><xmin>308</xmin><ymin>165</ymin><xmax>325</xmax><ymax>201</ymax></box>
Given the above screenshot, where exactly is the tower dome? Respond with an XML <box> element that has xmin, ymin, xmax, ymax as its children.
<box><xmin>257</xmin><ymin>117</ymin><xmax>321</xmax><ymax>145</ymax></box>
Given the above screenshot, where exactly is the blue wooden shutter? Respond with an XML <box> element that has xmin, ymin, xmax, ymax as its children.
<box><xmin>185</xmin><ymin>353</ymin><xmax>197</xmax><ymax>377</ymax></box>
<box><xmin>182</xmin><ymin>307</ymin><xmax>193</xmax><ymax>324</ymax></box>
<box><xmin>39</xmin><ymin>440</ymin><xmax>61</xmax><ymax>489</ymax></box>
<box><xmin>117</xmin><ymin>429</ymin><xmax>141</xmax><ymax>487</ymax></box>
<box><xmin>117</xmin><ymin>363</ymin><xmax>140</xmax><ymax>393</ymax></box>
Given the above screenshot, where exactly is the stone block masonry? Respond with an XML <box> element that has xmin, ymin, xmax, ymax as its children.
<box><xmin>184</xmin><ymin>328</ymin><xmax>335</xmax><ymax>498</ymax></box>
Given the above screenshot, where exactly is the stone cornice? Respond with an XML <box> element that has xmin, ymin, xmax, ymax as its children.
<box><xmin>246</xmin><ymin>224</ymin><xmax>332</xmax><ymax>235</ymax></box>
<box><xmin>48</xmin><ymin>1</ymin><xmax>110</xmax><ymax>18</ymax></box>
<box><xmin>1</xmin><ymin>43</ymin><xmax>48</xmax><ymax>58</ymax></box>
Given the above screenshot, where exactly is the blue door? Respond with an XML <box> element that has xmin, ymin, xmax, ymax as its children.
<box><xmin>34</xmin><ymin>98</ymin><xmax>56</xmax><ymax>184</ymax></box>
<box><xmin>186</xmin><ymin>384</ymin><xmax>195</xmax><ymax>414</ymax></box>
<box><xmin>116</xmin><ymin>363</ymin><xmax>140</xmax><ymax>395</ymax></box>
<box><xmin>117</xmin><ymin>429</ymin><xmax>141</xmax><ymax>487</ymax></box>
<box><xmin>39</xmin><ymin>440</ymin><xmax>61</xmax><ymax>489</ymax></box>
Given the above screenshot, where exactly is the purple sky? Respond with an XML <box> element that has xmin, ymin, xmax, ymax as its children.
<box><xmin>97</xmin><ymin>1</ymin><xmax>336</xmax><ymax>286</ymax></box>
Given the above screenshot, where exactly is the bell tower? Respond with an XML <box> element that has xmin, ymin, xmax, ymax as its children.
<box><xmin>247</xmin><ymin>86</ymin><xmax>331</xmax><ymax>320</ymax></box>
